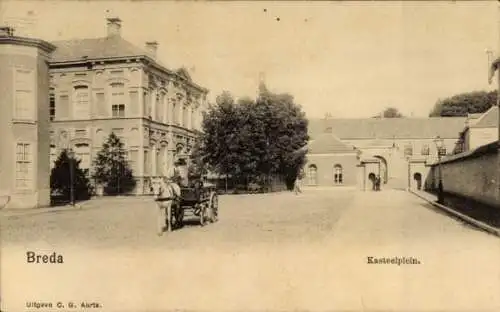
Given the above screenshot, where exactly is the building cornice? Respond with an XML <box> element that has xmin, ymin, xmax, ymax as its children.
<box><xmin>50</xmin><ymin>54</ymin><xmax>209</xmax><ymax>94</ymax></box>
<box><xmin>0</xmin><ymin>36</ymin><xmax>56</xmax><ymax>53</ymax></box>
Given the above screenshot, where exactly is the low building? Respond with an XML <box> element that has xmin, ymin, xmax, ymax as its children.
<box><xmin>305</xmin><ymin>117</ymin><xmax>466</xmax><ymax>191</ymax></box>
<box><xmin>48</xmin><ymin>17</ymin><xmax>209</xmax><ymax>194</ymax></box>
<box><xmin>0</xmin><ymin>27</ymin><xmax>56</xmax><ymax>208</ymax></box>
<box><xmin>456</xmin><ymin>106</ymin><xmax>498</xmax><ymax>153</ymax></box>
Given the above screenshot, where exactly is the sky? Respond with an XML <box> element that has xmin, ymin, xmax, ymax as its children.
<box><xmin>1</xmin><ymin>1</ymin><xmax>499</xmax><ymax>119</ymax></box>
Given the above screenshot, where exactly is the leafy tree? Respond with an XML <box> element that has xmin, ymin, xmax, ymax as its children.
<box><xmin>373</xmin><ymin>107</ymin><xmax>404</xmax><ymax>118</ymax></box>
<box><xmin>92</xmin><ymin>132</ymin><xmax>136</xmax><ymax>195</ymax></box>
<box><xmin>198</xmin><ymin>84</ymin><xmax>309</xmax><ymax>190</ymax></box>
<box><xmin>50</xmin><ymin>149</ymin><xmax>92</xmax><ymax>202</ymax></box>
<box><xmin>187</xmin><ymin>137</ymin><xmax>208</xmax><ymax>180</ymax></box>
<box><xmin>429</xmin><ymin>90</ymin><xmax>496</xmax><ymax>117</ymax></box>
<box><xmin>254</xmin><ymin>84</ymin><xmax>309</xmax><ymax>186</ymax></box>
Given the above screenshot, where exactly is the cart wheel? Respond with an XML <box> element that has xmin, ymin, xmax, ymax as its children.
<box><xmin>209</xmin><ymin>192</ymin><xmax>218</xmax><ymax>223</ymax></box>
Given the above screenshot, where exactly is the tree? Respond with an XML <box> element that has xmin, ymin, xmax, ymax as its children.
<box><xmin>254</xmin><ymin>85</ymin><xmax>309</xmax><ymax>187</ymax></box>
<box><xmin>92</xmin><ymin>132</ymin><xmax>136</xmax><ymax>195</ymax></box>
<box><xmin>373</xmin><ymin>107</ymin><xmax>404</xmax><ymax>118</ymax></box>
<box><xmin>198</xmin><ymin>85</ymin><xmax>309</xmax><ymax>190</ymax></box>
<box><xmin>429</xmin><ymin>90</ymin><xmax>496</xmax><ymax>117</ymax></box>
<box><xmin>50</xmin><ymin>149</ymin><xmax>92</xmax><ymax>202</ymax></box>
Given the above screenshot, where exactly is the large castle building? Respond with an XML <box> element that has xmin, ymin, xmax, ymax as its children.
<box><xmin>48</xmin><ymin>17</ymin><xmax>209</xmax><ymax>194</ymax></box>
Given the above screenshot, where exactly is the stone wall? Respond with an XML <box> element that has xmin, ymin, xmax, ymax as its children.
<box><xmin>424</xmin><ymin>141</ymin><xmax>499</xmax><ymax>209</ymax></box>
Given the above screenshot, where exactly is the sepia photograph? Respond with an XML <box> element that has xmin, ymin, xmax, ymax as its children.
<box><xmin>1</xmin><ymin>0</ymin><xmax>499</xmax><ymax>311</ymax></box>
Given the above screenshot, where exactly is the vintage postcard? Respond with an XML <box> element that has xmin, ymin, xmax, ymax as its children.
<box><xmin>1</xmin><ymin>1</ymin><xmax>499</xmax><ymax>311</ymax></box>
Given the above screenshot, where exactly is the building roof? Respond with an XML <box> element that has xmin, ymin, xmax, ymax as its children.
<box><xmin>0</xmin><ymin>27</ymin><xmax>56</xmax><ymax>53</ymax></box>
<box><xmin>304</xmin><ymin>132</ymin><xmax>357</xmax><ymax>154</ymax></box>
<box><xmin>51</xmin><ymin>36</ymin><xmax>147</xmax><ymax>62</ymax></box>
<box><xmin>308</xmin><ymin>117</ymin><xmax>467</xmax><ymax>140</ymax></box>
<box><xmin>470</xmin><ymin>106</ymin><xmax>498</xmax><ymax>128</ymax></box>
<box><xmin>50</xmin><ymin>35</ymin><xmax>208</xmax><ymax>92</ymax></box>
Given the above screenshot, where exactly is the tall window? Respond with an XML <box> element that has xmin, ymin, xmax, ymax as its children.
<box><xmin>59</xmin><ymin>94</ymin><xmax>69</xmax><ymax>119</ymax></box>
<box><xmin>13</xmin><ymin>68</ymin><xmax>35</xmax><ymax>120</ymax></box>
<box><xmin>182</xmin><ymin>105</ymin><xmax>188</xmax><ymax>127</ymax></box>
<box><xmin>144</xmin><ymin>149</ymin><xmax>150</xmax><ymax>176</ymax></box>
<box><xmin>128</xmin><ymin>149</ymin><xmax>138</xmax><ymax>173</ymax></box>
<box><xmin>156</xmin><ymin>148</ymin><xmax>161</xmax><ymax>176</ymax></box>
<box><xmin>421</xmin><ymin>144</ymin><xmax>430</xmax><ymax>156</ymax></box>
<box><xmin>95</xmin><ymin>92</ymin><xmax>106</xmax><ymax>117</ymax></box>
<box><xmin>307</xmin><ymin>164</ymin><xmax>318</xmax><ymax>186</ymax></box>
<box><xmin>404</xmin><ymin>144</ymin><xmax>413</xmax><ymax>156</ymax></box>
<box><xmin>191</xmin><ymin>108</ymin><xmax>196</xmax><ymax>130</ymax></box>
<box><xmin>111</xmin><ymin>83</ymin><xmax>125</xmax><ymax>118</ymax></box>
<box><xmin>95</xmin><ymin>129</ymin><xmax>105</xmax><ymax>147</ymax></box>
<box><xmin>158</xmin><ymin>93</ymin><xmax>166</xmax><ymax>122</ymax></box>
<box><xmin>334</xmin><ymin>164</ymin><xmax>343</xmax><ymax>184</ymax></box>
<box><xmin>172</xmin><ymin>100</ymin><xmax>179</xmax><ymax>125</ymax></box>
<box><xmin>74</xmin><ymin>143</ymin><xmax>90</xmax><ymax>171</ymax></box>
<box><xmin>129</xmin><ymin>91</ymin><xmax>138</xmax><ymax>116</ymax></box>
<box><xmin>129</xmin><ymin>128</ymin><xmax>140</xmax><ymax>147</ymax></box>
<box><xmin>49</xmin><ymin>89</ymin><xmax>55</xmax><ymax>121</ymax></box>
<box><xmin>50</xmin><ymin>145</ymin><xmax>57</xmax><ymax>169</ymax></box>
<box><xmin>73</xmin><ymin>85</ymin><xmax>90</xmax><ymax>119</ymax></box>
<box><xmin>438</xmin><ymin>146</ymin><xmax>447</xmax><ymax>156</ymax></box>
<box><xmin>143</xmin><ymin>90</ymin><xmax>150</xmax><ymax>118</ymax></box>
<box><xmin>111</xmin><ymin>128</ymin><xmax>125</xmax><ymax>145</ymax></box>
<box><xmin>15</xmin><ymin>143</ymin><xmax>32</xmax><ymax>189</ymax></box>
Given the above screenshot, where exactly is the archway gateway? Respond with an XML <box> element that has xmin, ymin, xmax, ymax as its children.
<box><xmin>373</xmin><ymin>155</ymin><xmax>388</xmax><ymax>184</ymax></box>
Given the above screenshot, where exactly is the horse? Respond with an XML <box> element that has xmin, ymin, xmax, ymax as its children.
<box><xmin>150</xmin><ymin>177</ymin><xmax>182</xmax><ymax>235</ymax></box>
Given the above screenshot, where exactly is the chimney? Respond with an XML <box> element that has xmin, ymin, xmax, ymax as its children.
<box><xmin>106</xmin><ymin>17</ymin><xmax>122</xmax><ymax>37</ymax></box>
<box><xmin>0</xmin><ymin>26</ymin><xmax>14</xmax><ymax>36</ymax></box>
<box><xmin>145</xmin><ymin>41</ymin><xmax>158</xmax><ymax>59</ymax></box>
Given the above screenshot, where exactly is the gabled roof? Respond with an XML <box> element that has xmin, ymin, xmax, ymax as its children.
<box><xmin>470</xmin><ymin>106</ymin><xmax>498</xmax><ymax>128</ymax></box>
<box><xmin>305</xmin><ymin>132</ymin><xmax>357</xmax><ymax>154</ymax></box>
<box><xmin>308</xmin><ymin>117</ymin><xmax>466</xmax><ymax>140</ymax></box>
<box><xmin>51</xmin><ymin>36</ymin><xmax>148</xmax><ymax>62</ymax></box>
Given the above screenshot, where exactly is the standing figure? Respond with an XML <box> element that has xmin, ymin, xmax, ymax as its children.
<box><xmin>375</xmin><ymin>175</ymin><xmax>381</xmax><ymax>191</ymax></box>
<box><xmin>294</xmin><ymin>171</ymin><xmax>303</xmax><ymax>195</ymax></box>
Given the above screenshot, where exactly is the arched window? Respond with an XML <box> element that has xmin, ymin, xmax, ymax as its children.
<box><xmin>129</xmin><ymin>128</ymin><xmax>139</xmax><ymax>147</ymax></box>
<box><xmin>307</xmin><ymin>164</ymin><xmax>318</xmax><ymax>185</ymax></box>
<box><xmin>111</xmin><ymin>83</ymin><xmax>125</xmax><ymax>117</ymax></box>
<box><xmin>404</xmin><ymin>143</ymin><xmax>413</xmax><ymax>156</ymax></box>
<box><xmin>334</xmin><ymin>164</ymin><xmax>343</xmax><ymax>184</ymax></box>
<box><xmin>73</xmin><ymin>85</ymin><xmax>90</xmax><ymax>119</ymax></box>
<box><xmin>74</xmin><ymin>143</ymin><xmax>90</xmax><ymax>171</ymax></box>
<box><xmin>50</xmin><ymin>144</ymin><xmax>57</xmax><ymax>169</ymax></box>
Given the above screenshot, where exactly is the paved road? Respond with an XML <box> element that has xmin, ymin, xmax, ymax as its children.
<box><xmin>1</xmin><ymin>189</ymin><xmax>499</xmax><ymax>311</ymax></box>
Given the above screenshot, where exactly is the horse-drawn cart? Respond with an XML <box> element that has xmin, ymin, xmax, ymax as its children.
<box><xmin>177</xmin><ymin>184</ymin><xmax>219</xmax><ymax>227</ymax></box>
<box><xmin>153</xmin><ymin>180</ymin><xmax>218</xmax><ymax>234</ymax></box>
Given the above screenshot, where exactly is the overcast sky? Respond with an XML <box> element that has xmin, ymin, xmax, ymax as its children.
<box><xmin>2</xmin><ymin>1</ymin><xmax>498</xmax><ymax>118</ymax></box>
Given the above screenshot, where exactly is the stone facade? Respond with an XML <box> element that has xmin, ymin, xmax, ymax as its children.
<box><xmin>305</xmin><ymin>117</ymin><xmax>465</xmax><ymax>191</ymax></box>
<box><xmin>0</xmin><ymin>27</ymin><xmax>56</xmax><ymax>208</ymax></box>
<box><xmin>48</xmin><ymin>18</ymin><xmax>208</xmax><ymax>195</ymax></box>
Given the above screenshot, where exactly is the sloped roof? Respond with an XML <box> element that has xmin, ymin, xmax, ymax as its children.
<box><xmin>305</xmin><ymin>132</ymin><xmax>357</xmax><ymax>154</ymax></box>
<box><xmin>51</xmin><ymin>36</ymin><xmax>148</xmax><ymax>62</ymax></box>
<box><xmin>308</xmin><ymin>117</ymin><xmax>466</xmax><ymax>140</ymax></box>
<box><xmin>470</xmin><ymin>106</ymin><xmax>498</xmax><ymax>128</ymax></box>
